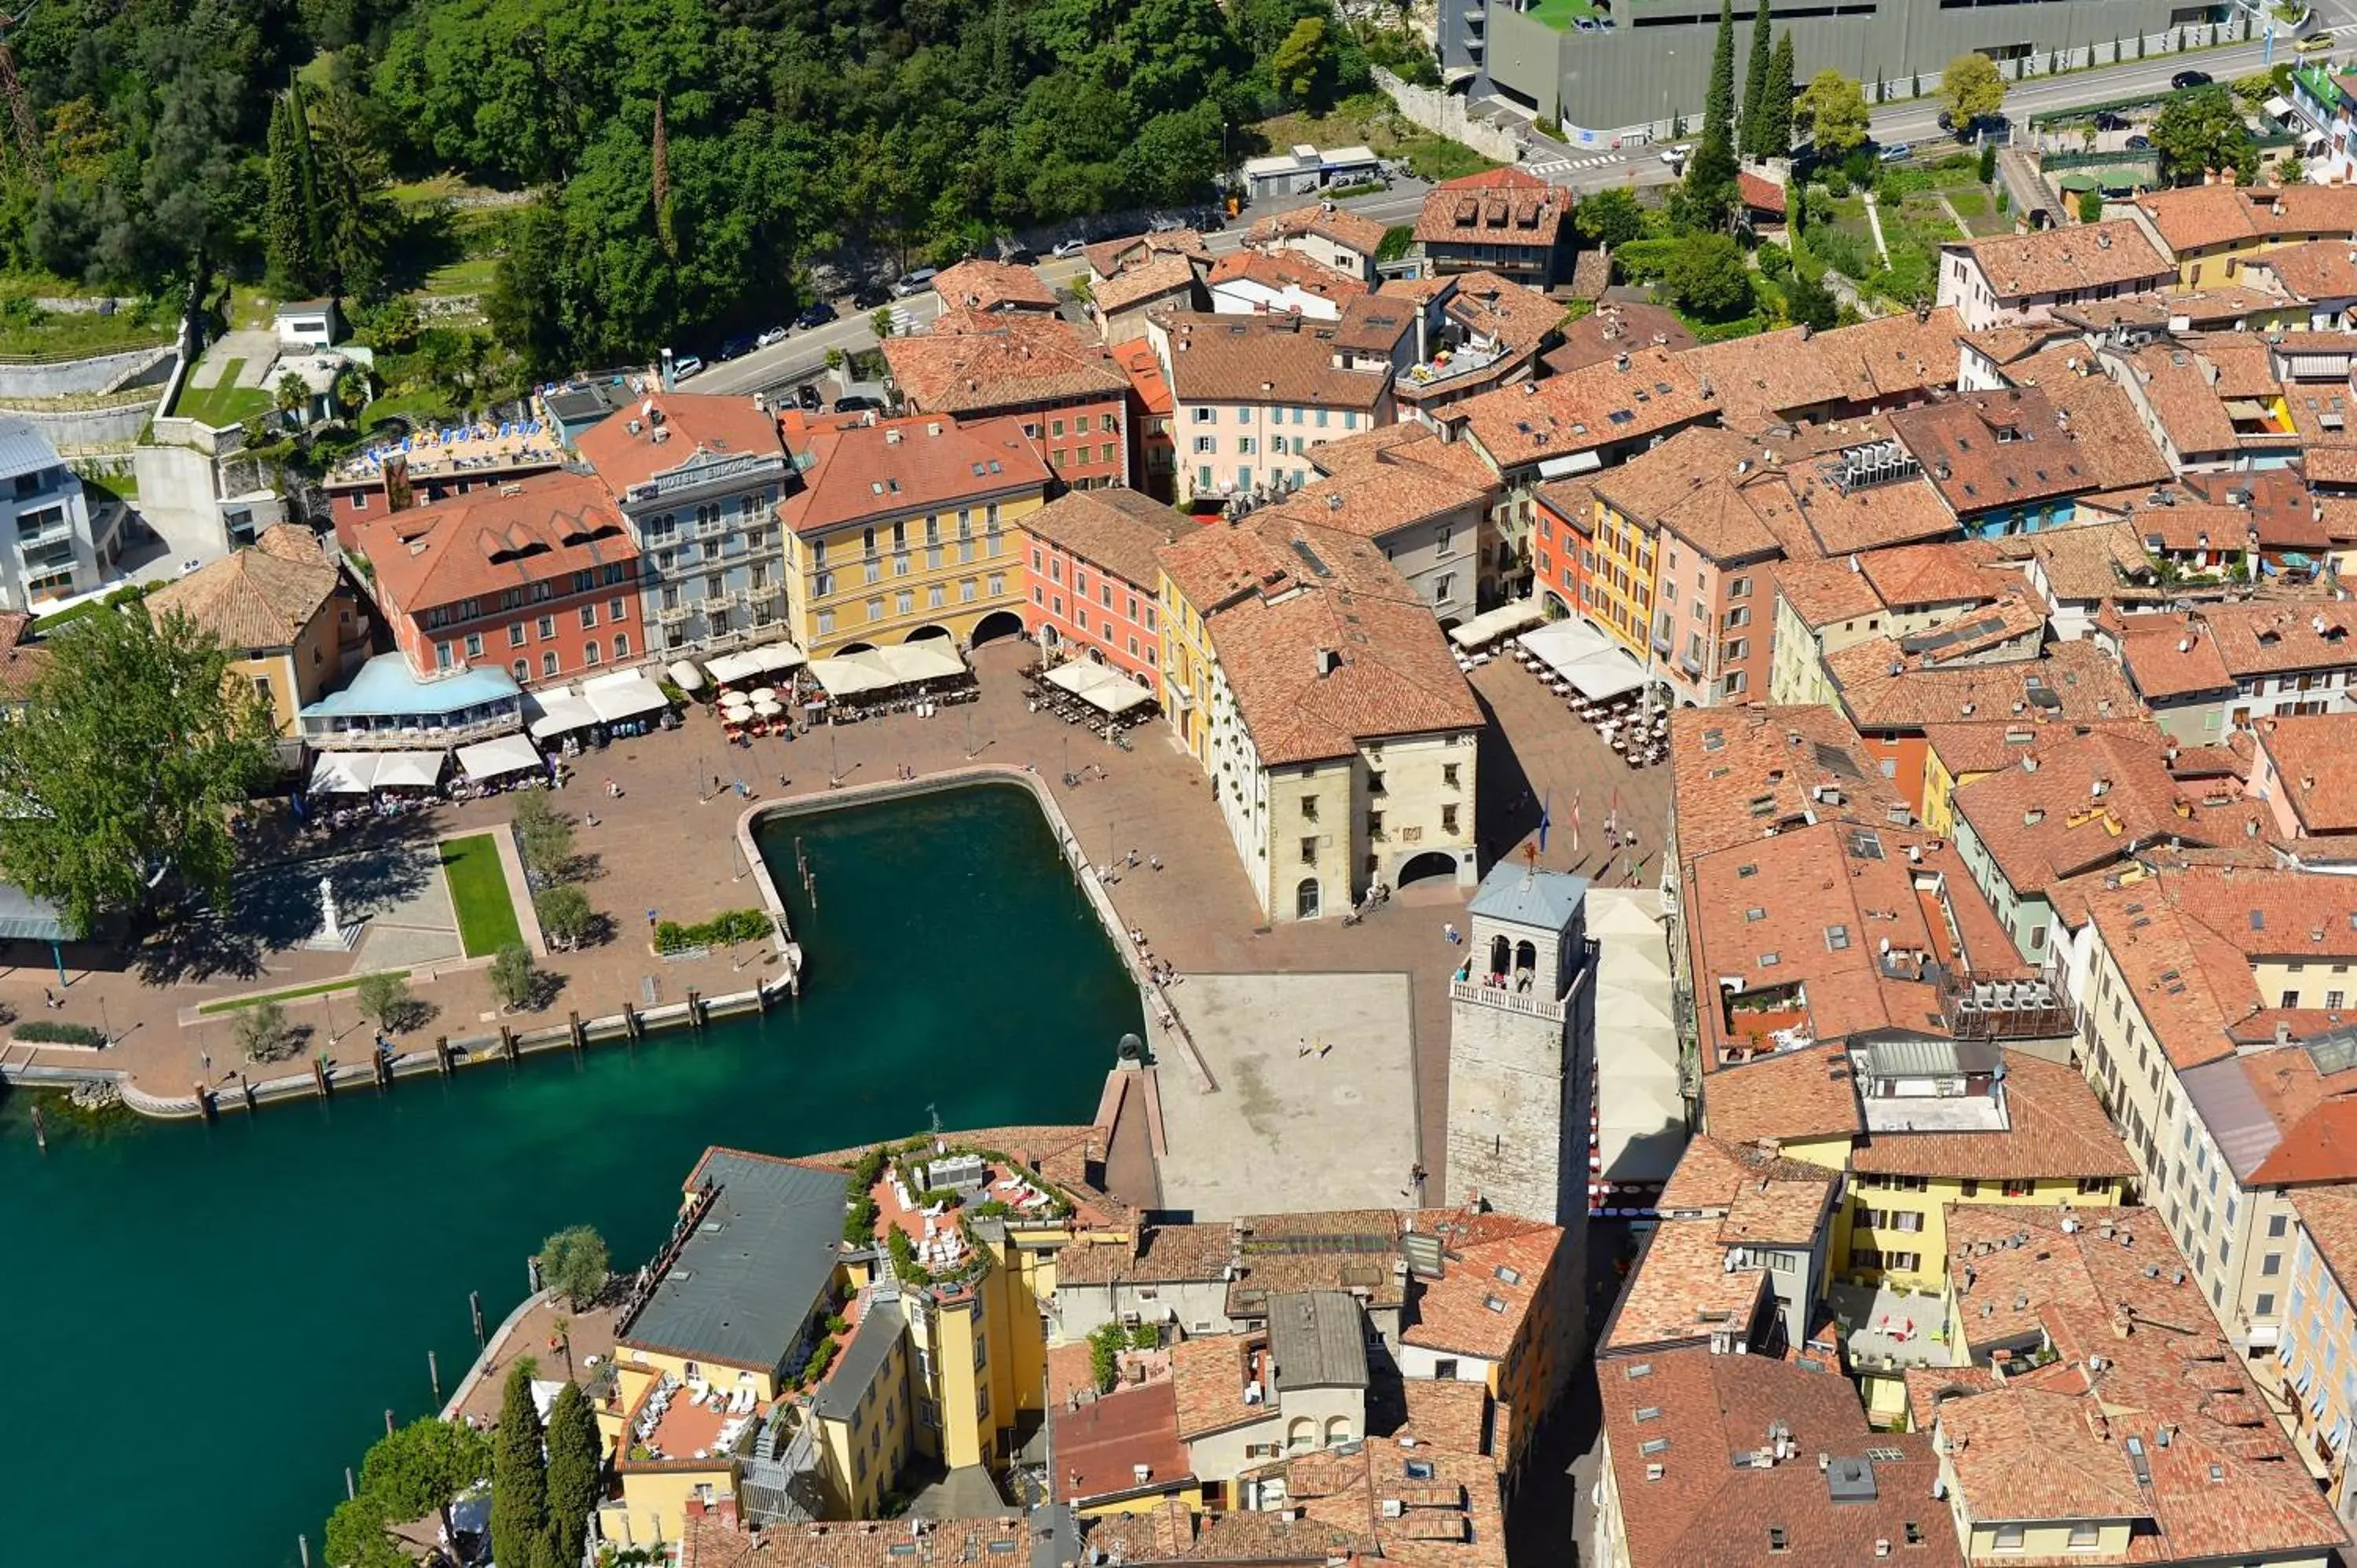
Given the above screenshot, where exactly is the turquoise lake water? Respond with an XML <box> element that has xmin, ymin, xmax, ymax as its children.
<box><xmin>0</xmin><ymin>783</ymin><xmax>1140</xmax><ymax>1568</ymax></box>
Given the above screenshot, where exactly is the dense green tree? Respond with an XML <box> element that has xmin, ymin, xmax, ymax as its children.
<box><xmin>1797</xmin><ymin>70</ymin><xmax>1871</xmax><ymax>156</ymax></box>
<box><xmin>1663</xmin><ymin>231</ymin><xmax>1753</xmax><ymax>319</ymax></box>
<box><xmin>1741</xmin><ymin>4</ymin><xmax>1773</xmax><ymax>157</ymax></box>
<box><xmin>1270</xmin><ymin>16</ymin><xmax>1334</xmax><ymax>106</ymax></box>
<box><xmin>1574</xmin><ymin>186</ymin><xmax>1645</xmax><ymax>250</ymax></box>
<box><xmin>324</xmin><ymin>1494</ymin><xmax>409</xmax><ymax>1568</ymax></box>
<box><xmin>489</xmin><ymin>943</ymin><xmax>539</xmax><ymax>1011</ymax></box>
<box><xmin>0</xmin><ymin>604</ymin><xmax>273</xmax><ymax>938</ymax></box>
<box><xmin>2150</xmin><ymin>86</ymin><xmax>2256</xmax><ymax>185</ymax></box>
<box><xmin>535</xmin><ymin>885</ymin><xmax>594</xmax><ymax>951</ymax></box>
<box><xmin>490</xmin><ymin>1366</ymin><xmax>548</xmax><ymax>1568</ymax></box>
<box><xmin>537</xmin><ymin>1225</ymin><xmax>610</xmax><ymax>1310</ymax></box>
<box><xmin>1942</xmin><ymin>52</ymin><xmax>2006</xmax><ymax>130</ymax></box>
<box><xmin>1787</xmin><ymin>269</ymin><xmax>1838</xmax><ymax>330</ymax></box>
<box><xmin>1684</xmin><ymin>0</ymin><xmax>1739</xmax><ymax>222</ymax></box>
<box><xmin>360</xmin><ymin>1416</ymin><xmax>493</xmax><ymax>1525</ymax></box>
<box><xmin>266</xmin><ymin>91</ymin><xmax>322</xmax><ymax>299</ymax></box>
<box><xmin>542</xmin><ymin>1384</ymin><xmax>601</xmax><ymax>1568</ymax></box>
<box><xmin>1760</xmin><ymin>32</ymin><xmax>1796</xmax><ymax>156</ymax></box>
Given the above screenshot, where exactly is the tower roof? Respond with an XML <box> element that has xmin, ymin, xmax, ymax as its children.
<box><xmin>1467</xmin><ymin>856</ymin><xmax>1587</xmax><ymax>932</ymax></box>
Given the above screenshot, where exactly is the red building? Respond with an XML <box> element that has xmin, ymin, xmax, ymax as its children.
<box><xmin>881</xmin><ymin>310</ymin><xmax>1131</xmax><ymax>491</ymax></box>
<box><xmin>1531</xmin><ymin>476</ymin><xmax>1593</xmax><ymax>621</ymax></box>
<box><xmin>322</xmin><ymin>419</ymin><xmax>570</xmax><ymax>551</ymax></box>
<box><xmin>1111</xmin><ymin>339</ymin><xmax>1178</xmax><ymax>503</ymax></box>
<box><xmin>349</xmin><ymin>471</ymin><xmax>642</xmax><ymax>686</ymax></box>
<box><xmin>1020</xmin><ymin>488</ymin><xmax>1185</xmax><ymax>700</ymax></box>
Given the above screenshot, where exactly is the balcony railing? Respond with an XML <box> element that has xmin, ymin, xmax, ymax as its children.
<box><xmin>1451</xmin><ymin>979</ymin><xmax>1566</xmax><ymax>1022</ymax></box>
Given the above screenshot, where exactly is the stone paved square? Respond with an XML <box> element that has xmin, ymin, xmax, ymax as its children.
<box><xmin>1154</xmin><ymin>970</ymin><xmax>1420</xmax><ymax>1221</ymax></box>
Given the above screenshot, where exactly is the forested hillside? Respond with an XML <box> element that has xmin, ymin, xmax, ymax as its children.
<box><xmin>0</xmin><ymin>0</ymin><xmax>1432</xmax><ymax>371</ymax></box>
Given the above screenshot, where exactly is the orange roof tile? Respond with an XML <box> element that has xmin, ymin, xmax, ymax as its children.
<box><xmin>1948</xmin><ymin>220</ymin><xmax>2173</xmax><ymax>299</ymax></box>
<box><xmin>1850</xmin><ymin>1053</ymin><xmax>2135</xmax><ymax>1180</ymax></box>
<box><xmin>777</xmin><ymin>414</ymin><xmax>1051</xmax><ymax>538</ymax></box>
<box><xmin>350</xmin><ymin>471</ymin><xmax>637</xmax><ymax>617</ymax></box>
<box><xmin>577</xmin><ymin>391</ymin><xmax>786</xmax><ymax>498</ymax></box>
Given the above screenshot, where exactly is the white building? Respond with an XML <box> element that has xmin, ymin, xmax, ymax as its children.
<box><xmin>0</xmin><ymin>419</ymin><xmax>104</xmax><ymax>610</ymax></box>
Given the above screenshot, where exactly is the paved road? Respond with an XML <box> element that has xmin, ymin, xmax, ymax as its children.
<box><xmin>694</xmin><ymin>183</ymin><xmax>1437</xmax><ymax>400</ymax></box>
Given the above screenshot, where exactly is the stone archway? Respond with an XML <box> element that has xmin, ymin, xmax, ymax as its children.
<box><xmin>904</xmin><ymin>624</ymin><xmax>954</xmax><ymax>643</ymax></box>
<box><xmin>1397</xmin><ymin>850</ymin><xmax>1458</xmax><ymax>888</ymax></box>
<box><xmin>972</xmin><ymin>609</ymin><xmax>1026</xmax><ymax>645</ymax></box>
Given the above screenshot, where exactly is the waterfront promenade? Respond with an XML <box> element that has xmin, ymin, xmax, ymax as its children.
<box><xmin>0</xmin><ymin>639</ymin><xmax>1667</xmax><ymax>1196</ymax></box>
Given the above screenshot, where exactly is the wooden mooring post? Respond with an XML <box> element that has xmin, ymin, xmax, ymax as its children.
<box><xmin>194</xmin><ymin>1084</ymin><xmax>217</xmax><ymax>1123</ymax></box>
<box><xmin>310</xmin><ymin>1056</ymin><xmax>332</xmax><ymax>1098</ymax></box>
<box><xmin>371</xmin><ymin>1050</ymin><xmax>391</xmax><ymax>1090</ymax></box>
<box><xmin>471</xmin><ymin>1290</ymin><xmax>486</xmax><ymax>1348</ymax></box>
<box><xmin>500</xmin><ymin>1025</ymin><xmax>518</xmax><ymax>1064</ymax></box>
<box><xmin>622</xmin><ymin>1001</ymin><xmax>644</xmax><ymax>1041</ymax></box>
<box><xmin>435</xmin><ymin>1035</ymin><xmax>455</xmax><ymax>1076</ymax></box>
<box><xmin>568</xmin><ymin>1010</ymin><xmax>586</xmax><ymax>1055</ymax></box>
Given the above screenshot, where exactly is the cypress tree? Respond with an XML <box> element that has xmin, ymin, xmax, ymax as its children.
<box><xmin>1761</xmin><ymin>32</ymin><xmax>1797</xmax><ymax>157</ymax></box>
<box><xmin>541</xmin><ymin>1383</ymin><xmax>601</xmax><ymax>1568</ymax></box>
<box><xmin>1684</xmin><ymin>0</ymin><xmax>1739</xmax><ymax>222</ymax></box>
<box><xmin>264</xmin><ymin>93</ymin><xmax>317</xmax><ymax>298</ymax></box>
<box><xmin>1741</xmin><ymin>3</ymin><xmax>1772</xmax><ymax>157</ymax></box>
<box><xmin>490</xmin><ymin>1365</ymin><xmax>550</xmax><ymax>1568</ymax></box>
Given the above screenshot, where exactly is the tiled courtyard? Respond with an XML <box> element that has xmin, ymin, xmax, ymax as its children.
<box><xmin>1</xmin><ymin>637</ymin><xmax>1670</xmax><ymax>1197</ymax></box>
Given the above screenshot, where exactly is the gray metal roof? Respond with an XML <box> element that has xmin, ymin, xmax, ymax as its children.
<box><xmin>625</xmin><ymin>1150</ymin><xmax>845</xmax><ymax>1371</ymax></box>
<box><xmin>812</xmin><ymin>1299</ymin><xmax>904</xmax><ymax>1420</ymax></box>
<box><xmin>1267</xmin><ymin>1291</ymin><xmax>1369</xmax><ymax>1391</ymax></box>
<box><xmin>0</xmin><ymin>417</ymin><xmax>62</xmax><ymax>482</ymax></box>
<box><xmin>2180</xmin><ymin>1057</ymin><xmax>2281</xmax><ymax>1184</ymax></box>
<box><xmin>1468</xmin><ymin>858</ymin><xmax>1587</xmax><ymax>934</ymax></box>
<box><xmin>0</xmin><ymin>881</ymin><xmax>69</xmax><ymax>943</ymax></box>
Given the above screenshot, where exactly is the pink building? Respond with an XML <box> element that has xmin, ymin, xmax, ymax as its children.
<box><xmin>1019</xmin><ymin>488</ymin><xmax>1188</xmax><ymax>700</ymax></box>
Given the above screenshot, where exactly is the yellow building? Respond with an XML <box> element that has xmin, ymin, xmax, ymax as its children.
<box><xmin>596</xmin><ymin>1133</ymin><xmax>1120</xmax><ymax>1548</ymax></box>
<box><xmin>2130</xmin><ymin>184</ymin><xmax>2357</xmax><ymax>290</ymax></box>
<box><xmin>1580</xmin><ymin>484</ymin><xmax>1655</xmax><ymax>667</ymax></box>
<box><xmin>145</xmin><ymin>523</ymin><xmax>367</xmax><ymax>740</ymax></box>
<box><xmin>779</xmin><ymin>413</ymin><xmax>1052</xmax><ymax>658</ymax></box>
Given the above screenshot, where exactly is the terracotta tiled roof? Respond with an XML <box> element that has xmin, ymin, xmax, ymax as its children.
<box><xmin>1307</xmin><ymin>420</ymin><xmax>1503</xmax><ymax>497</ymax></box>
<box><xmin>1539</xmin><ymin>301</ymin><xmax>1696</xmax><ymax>375</ymax></box>
<box><xmin>1413</xmin><ymin>167</ymin><xmax>1569</xmax><ymax>251</ymax></box>
<box><xmin>1596</xmin><ymin>1346</ymin><xmax>1963</xmax><ymax>1568</ymax></box>
<box><xmin>1399</xmin><ymin>1377</ymin><xmax>1491</xmax><ymax>1455</ymax></box>
<box><xmin>778</xmin><ymin>414</ymin><xmax>1051</xmax><ymax>537</ymax></box>
<box><xmin>1285</xmin><ymin>458</ymin><xmax>1487</xmax><ymax>544</ymax></box>
<box><xmin>2000</xmin><ymin>347</ymin><xmax>2176</xmax><ymax>489</ymax></box>
<box><xmin>1952</xmin><ymin>728</ymin><xmax>2226</xmax><ymax>894</ymax></box>
<box><xmin>1021</xmin><ymin>488</ymin><xmax>1188</xmax><ymax>591</ymax></box>
<box><xmin>1112</xmin><ymin>339</ymin><xmax>1173</xmax><ymax>416</ymax></box>
<box><xmin>1160</xmin><ymin>511</ymin><xmax>1480</xmax><ymax>764</ymax></box>
<box><xmin>1053</xmin><ymin>1379</ymin><xmax>1193</xmax><ymax>1503</ymax></box>
<box><xmin>1826</xmin><ymin>638</ymin><xmax>2141</xmax><ymax>733</ymax></box>
<box><xmin>1400</xmin><ymin>1207</ymin><xmax>1561</xmax><ymax>1361</ymax></box>
<box><xmin>2021</xmin><ymin>517</ymin><xmax>2176</xmax><ymax>606</ymax></box>
<box><xmin>1225</xmin><ymin>1210</ymin><xmax>1408</xmax><ymax>1317</ymax></box>
<box><xmin>1948</xmin><ymin>220</ymin><xmax>2172</xmax><ymax>299</ymax></box>
<box><xmin>1772</xmin><ymin>540</ymin><xmax>2025</xmax><ymax>632</ymax></box>
<box><xmin>1156</xmin><ymin>312</ymin><xmax>1390</xmax><ymax>409</ymax></box>
<box><xmin>1657</xmin><ymin>1134</ymin><xmax>1841</xmax><ymax>1225</ymax></box>
<box><xmin>1085</xmin><ymin>230</ymin><xmax>1211</xmax><ymax>283</ymax></box>
<box><xmin>2253</xmin><ymin>714</ymin><xmax>2357</xmax><ymax>832</ymax></box>
<box><xmin>2135</xmin><ymin>181</ymin><xmax>2357</xmax><ymax>253</ymax></box>
<box><xmin>1920</xmin><ymin>718</ymin><xmax>2159</xmax><ymax>779</ymax></box>
<box><xmin>1685</xmin><ymin>310</ymin><xmax>1963</xmax><ymax>432</ymax></box>
<box><xmin>1666</xmin><ymin>705</ymin><xmax>1910</xmax><ymax>866</ymax></box>
<box><xmin>1450</xmin><ymin>346</ymin><xmax>1716</xmax><ymax>472</ymax></box>
<box><xmin>1699</xmin><ymin>1042</ymin><xmax>1864</xmax><ymax>1146</ymax></box>
<box><xmin>1094</xmin><ymin>253</ymin><xmax>1204</xmax><ymax>318</ymax></box>
<box><xmin>1417</xmin><ymin>269</ymin><xmax>1565</xmax><ymax>368</ymax></box>
<box><xmin>1244</xmin><ymin>1437</ymin><xmax>1507</xmax><ymax>1568</ymax></box>
<box><xmin>2073</xmin><ymin>874</ymin><xmax>2262</xmax><ymax>1069</ymax></box>
<box><xmin>930</xmin><ymin>258</ymin><xmax>1059</xmax><ymax>313</ymax></box>
<box><xmin>1168</xmin><ymin>1333</ymin><xmax>1263</xmax><ymax>1440</ymax></box>
<box><xmin>148</xmin><ymin>526</ymin><xmax>340</xmax><ymax>649</ymax></box>
<box><xmin>2251</xmin><ymin>1097</ymin><xmax>2357</xmax><ymax>1185</ymax></box>
<box><xmin>882</xmin><ymin>312</ymin><xmax>1128</xmax><ymax>416</ymax></box>
<box><xmin>1737</xmin><ymin>170</ymin><xmax>1787</xmax><ymax>214</ymax></box>
<box><xmin>679</xmin><ymin>1513</ymin><xmax>1029</xmax><ymax>1568</ymax></box>
<box><xmin>1884</xmin><ymin>388</ymin><xmax>2091</xmax><ymax>517</ymax></box>
<box><xmin>1850</xmin><ymin>1053</ymin><xmax>2135</xmax><ymax>1179</ymax></box>
<box><xmin>577</xmin><ymin>391</ymin><xmax>786</xmax><ymax>497</ymax></box>
<box><xmin>1247</xmin><ymin>202</ymin><xmax>1388</xmax><ymax>258</ymax></box>
<box><xmin>2117</xmin><ymin>341</ymin><xmax>2244</xmax><ymax>456</ymax></box>
<box><xmin>350</xmin><ymin>471</ymin><xmax>636</xmax><ymax>618</ymax></box>
<box><xmin>1937</xmin><ymin>1201</ymin><xmax>2344</xmax><ymax>1561</ymax></box>
<box><xmin>1055</xmin><ymin>1219</ymin><xmax>1231</xmax><ymax>1287</ymax></box>
<box><xmin>1599</xmin><ymin>1217</ymin><xmax>1771</xmax><ymax>1354</ymax></box>
<box><xmin>1205</xmin><ymin>248</ymin><xmax>1365</xmax><ymax>307</ymax></box>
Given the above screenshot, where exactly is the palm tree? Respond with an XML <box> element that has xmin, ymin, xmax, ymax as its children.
<box><xmin>275</xmin><ymin>372</ymin><xmax>310</xmax><ymax>426</ymax></box>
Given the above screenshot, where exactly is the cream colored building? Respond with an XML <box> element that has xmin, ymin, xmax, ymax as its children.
<box><xmin>1158</xmin><ymin>506</ymin><xmax>1483</xmax><ymax>921</ymax></box>
<box><xmin>145</xmin><ymin>523</ymin><xmax>367</xmax><ymax>741</ymax></box>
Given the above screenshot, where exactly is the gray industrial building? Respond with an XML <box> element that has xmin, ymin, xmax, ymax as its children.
<box><xmin>1443</xmin><ymin>0</ymin><xmax>2231</xmax><ymax>143</ymax></box>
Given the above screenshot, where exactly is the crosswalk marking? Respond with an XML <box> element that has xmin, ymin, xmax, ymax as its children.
<box><xmin>1527</xmin><ymin>153</ymin><xmax>1626</xmax><ymax>175</ymax></box>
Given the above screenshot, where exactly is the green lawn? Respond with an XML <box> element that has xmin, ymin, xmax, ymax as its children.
<box><xmin>420</xmin><ymin>253</ymin><xmax>500</xmax><ymax>296</ymax></box>
<box><xmin>1252</xmin><ymin>95</ymin><xmax>1502</xmax><ymax>187</ymax></box>
<box><xmin>196</xmin><ymin>969</ymin><xmax>412</xmax><ymax>1015</ymax></box>
<box><xmin>442</xmin><ymin>833</ymin><xmax>524</xmax><ymax>958</ymax></box>
<box><xmin>1524</xmin><ymin>0</ymin><xmax>1603</xmax><ymax>25</ymax></box>
<box><xmin>360</xmin><ymin>387</ymin><xmax>461</xmax><ymax>430</ymax></box>
<box><xmin>173</xmin><ymin>361</ymin><xmax>275</xmax><ymax>427</ymax></box>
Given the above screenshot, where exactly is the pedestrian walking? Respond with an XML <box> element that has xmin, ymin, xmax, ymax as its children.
<box><xmin>1149</xmin><ymin>855</ymin><xmax>1163</xmax><ymax>872</ymax></box>
<box><xmin>200</xmin><ymin>1050</ymin><xmax>211</xmax><ymax>1075</ymax></box>
<box><xmin>1444</xmin><ymin>922</ymin><xmax>1461</xmax><ymax>945</ymax></box>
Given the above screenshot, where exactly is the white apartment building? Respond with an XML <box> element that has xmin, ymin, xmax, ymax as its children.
<box><xmin>0</xmin><ymin>418</ymin><xmax>104</xmax><ymax>610</ymax></box>
<box><xmin>1147</xmin><ymin>311</ymin><xmax>1398</xmax><ymax>508</ymax></box>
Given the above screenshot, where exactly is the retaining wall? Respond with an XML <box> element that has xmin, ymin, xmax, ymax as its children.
<box><xmin>1373</xmin><ymin>68</ymin><xmax>1526</xmax><ymax>165</ymax></box>
<box><xmin>0</xmin><ymin>343</ymin><xmax>174</xmax><ymax>400</ymax></box>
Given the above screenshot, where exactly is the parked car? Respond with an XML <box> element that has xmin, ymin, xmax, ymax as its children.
<box><xmin>718</xmin><ymin>335</ymin><xmax>753</xmax><ymax>361</ymax></box>
<box><xmin>794</xmin><ymin>300</ymin><xmax>838</xmax><ymax>328</ymax></box>
<box><xmin>2299</xmin><ymin>30</ymin><xmax>2337</xmax><ymax>53</ymax></box>
<box><xmin>1660</xmin><ymin>143</ymin><xmax>1691</xmax><ymax>167</ymax></box>
<box><xmin>795</xmin><ymin>383</ymin><xmax>822</xmax><ymax>410</ymax></box>
<box><xmin>891</xmin><ymin>267</ymin><xmax>939</xmax><ymax>298</ymax></box>
<box><xmin>2172</xmin><ymin>69</ymin><xmax>2212</xmax><ymax>89</ymax></box>
<box><xmin>2093</xmin><ymin>111</ymin><xmax>2131</xmax><ymax>131</ymax></box>
<box><xmin>755</xmin><ymin>325</ymin><xmax>790</xmax><ymax>349</ymax></box>
<box><xmin>1148</xmin><ymin>216</ymin><xmax>1183</xmax><ymax>233</ymax></box>
<box><xmin>1878</xmin><ymin>142</ymin><xmax>1912</xmax><ymax>163</ymax></box>
<box><xmin>852</xmin><ymin>283</ymin><xmax>890</xmax><ymax>309</ymax></box>
<box><xmin>2126</xmin><ymin>134</ymin><xmax>2154</xmax><ymax>151</ymax></box>
<box><xmin>832</xmin><ymin>394</ymin><xmax>879</xmax><ymax>412</ymax></box>
<box><xmin>996</xmin><ymin>236</ymin><xmax>1036</xmax><ymax>264</ymax></box>
<box><xmin>671</xmin><ymin>354</ymin><xmax>705</xmax><ymax>380</ymax></box>
<box><xmin>1050</xmin><ymin>238</ymin><xmax>1089</xmax><ymax>258</ymax></box>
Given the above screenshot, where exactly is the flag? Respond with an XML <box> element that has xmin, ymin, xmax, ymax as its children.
<box><xmin>1570</xmin><ymin>791</ymin><xmax>1582</xmax><ymax>853</ymax></box>
<box><xmin>1538</xmin><ymin>789</ymin><xmax>1552</xmax><ymax>854</ymax></box>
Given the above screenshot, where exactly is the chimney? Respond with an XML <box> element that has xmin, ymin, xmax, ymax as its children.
<box><xmin>1315</xmin><ymin>648</ymin><xmax>1341</xmax><ymax>677</ymax></box>
<box><xmin>885</xmin><ymin>428</ymin><xmax>903</xmax><ymax>445</ymax></box>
